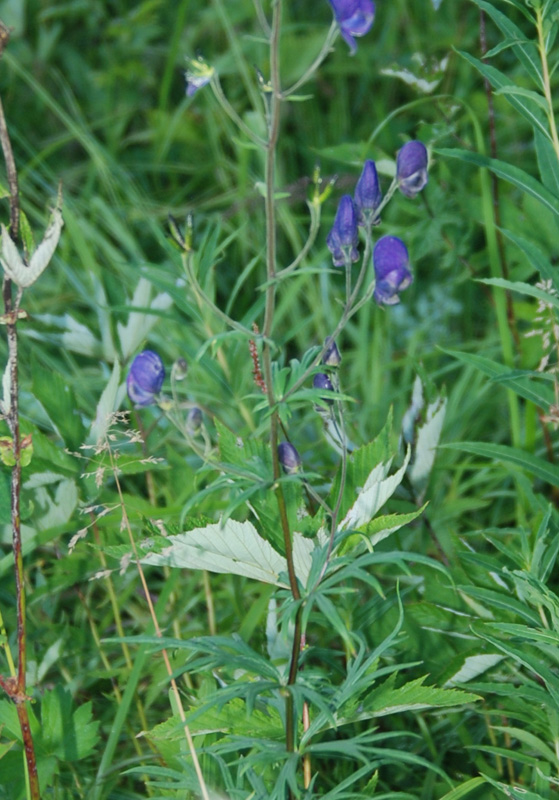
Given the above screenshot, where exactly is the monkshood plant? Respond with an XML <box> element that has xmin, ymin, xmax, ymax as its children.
<box><xmin>86</xmin><ymin>4</ymin><xmax>486</xmax><ymax>800</ymax></box>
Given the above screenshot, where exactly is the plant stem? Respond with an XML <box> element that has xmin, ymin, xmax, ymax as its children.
<box><xmin>536</xmin><ymin>7</ymin><xmax>559</xmax><ymax>164</ymax></box>
<box><xmin>0</xmin><ymin>69</ymin><xmax>40</xmax><ymax>800</ymax></box>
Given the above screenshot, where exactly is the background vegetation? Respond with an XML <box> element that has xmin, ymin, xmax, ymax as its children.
<box><xmin>0</xmin><ymin>0</ymin><xmax>558</xmax><ymax>798</ymax></box>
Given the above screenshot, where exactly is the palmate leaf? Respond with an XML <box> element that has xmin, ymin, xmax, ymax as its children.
<box><xmin>141</xmin><ymin>517</ymin><xmax>315</xmax><ymax>588</ymax></box>
<box><xmin>436</xmin><ymin>148</ymin><xmax>559</xmax><ymax>219</ymax></box>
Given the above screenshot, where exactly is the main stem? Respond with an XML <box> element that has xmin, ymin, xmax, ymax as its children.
<box><xmin>0</xmin><ymin>81</ymin><xmax>40</xmax><ymax>799</ymax></box>
<box><xmin>259</xmin><ymin>0</ymin><xmax>301</xmax><ymax>761</ymax></box>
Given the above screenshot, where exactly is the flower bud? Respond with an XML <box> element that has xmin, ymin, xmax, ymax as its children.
<box><xmin>313</xmin><ymin>372</ymin><xmax>336</xmax><ymax>406</ymax></box>
<box><xmin>173</xmin><ymin>357</ymin><xmax>188</xmax><ymax>381</ymax></box>
<box><xmin>322</xmin><ymin>337</ymin><xmax>342</xmax><ymax>367</ymax></box>
<box><xmin>278</xmin><ymin>442</ymin><xmax>302</xmax><ymax>475</ymax></box>
<box><xmin>329</xmin><ymin>0</ymin><xmax>376</xmax><ymax>54</ymax></box>
<box><xmin>326</xmin><ymin>195</ymin><xmax>359</xmax><ymax>267</ymax></box>
<box><xmin>396</xmin><ymin>141</ymin><xmax>428</xmax><ymax>198</ymax></box>
<box><xmin>127</xmin><ymin>350</ymin><xmax>165</xmax><ymax>407</ymax></box>
<box><xmin>373</xmin><ymin>236</ymin><xmax>413</xmax><ymax>306</ymax></box>
<box><xmin>186</xmin><ymin>406</ymin><xmax>203</xmax><ymax>435</ymax></box>
<box><xmin>354</xmin><ymin>160</ymin><xmax>382</xmax><ymax>226</ymax></box>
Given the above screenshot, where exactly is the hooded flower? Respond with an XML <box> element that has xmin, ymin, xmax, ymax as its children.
<box><xmin>329</xmin><ymin>0</ymin><xmax>376</xmax><ymax>54</ymax></box>
<box><xmin>354</xmin><ymin>159</ymin><xmax>382</xmax><ymax>226</ymax></box>
<box><xmin>373</xmin><ymin>236</ymin><xmax>413</xmax><ymax>305</ymax></box>
<box><xmin>326</xmin><ymin>195</ymin><xmax>359</xmax><ymax>267</ymax></box>
<box><xmin>127</xmin><ymin>350</ymin><xmax>165</xmax><ymax>406</ymax></box>
<box><xmin>313</xmin><ymin>372</ymin><xmax>336</xmax><ymax>406</ymax></box>
<box><xmin>278</xmin><ymin>442</ymin><xmax>302</xmax><ymax>475</ymax></box>
<box><xmin>396</xmin><ymin>141</ymin><xmax>429</xmax><ymax>198</ymax></box>
<box><xmin>185</xmin><ymin>57</ymin><xmax>215</xmax><ymax>97</ymax></box>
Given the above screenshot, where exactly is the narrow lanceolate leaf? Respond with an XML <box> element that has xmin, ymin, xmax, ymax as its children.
<box><xmin>535</xmin><ymin>129</ymin><xmax>559</xmax><ymax>195</ymax></box>
<box><xmin>0</xmin><ymin>208</ymin><xmax>64</xmax><ymax>288</ymax></box>
<box><xmin>340</xmin><ymin>448</ymin><xmax>411</xmax><ymax>532</ymax></box>
<box><xmin>409</xmin><ymin>396</ymin><xmax>446</xmax><ymax>502</ymax></box>
<box><xmin>142</xmin><ymin>518</ymin><xmax>315</xmax><ymax>588</ymax></box>
<box><xmin>457</xmin><ymin>52</ymin><xmax>550</xmax><ymax>140</ymax></box>
<box><xmin>435</xmin><ymin>148</ymin><xmax>559</xmax><ymax>219</ymax></box>
<box><xmin>442</xmin><ymin>348</ymin><xmax>555</xmax><ymax>408</ymax></box>
<box><xmin>467</xmin><ymin>0</ymin><xmax>542</xmax><ymax>84</ymax></box>
<box><xmin>479</xmin><ymin>277</ymin><xmax>559</xmax><ymax>310</ymax></box>
<box><xmin>500</xmin><ymin>227</ymin><xmax>559</xmax><ymax>292</ymax></box>
<box><xmin>443</xmin><ymin>440</ymin><xmax>559</xmax><ymax>487</ymax></box>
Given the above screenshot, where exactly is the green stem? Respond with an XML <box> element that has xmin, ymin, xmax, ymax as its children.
<box><xmin>536</xmin><ymin>7</ymin><xmax>559</xmax><ymax>164</ymax></box>
<box><xmin>282</xmin><ymin>21</ymin><xmax>339</xmax><ymax>97</ymax></box>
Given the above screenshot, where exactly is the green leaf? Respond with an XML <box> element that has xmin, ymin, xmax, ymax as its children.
<box><xmin>475</xmin><ymin>625</ymin><xmax>559</xmax><ymax>709</ymax></box>
<box><xmin>408</xmin><ymin>395</ymin><xmax>447</xmax><ymax>502</ymax></box>
<box><xmin>340</xmin><ymin>448</ymin><xmax>411</xmax><ymax>532</ymax></box>
<box><xmin>457</xmin><ymin>51</ymin><xmax>550</xmax><ymax>139</ymax></box>
<box><xmin>443</xmin><ymin>653</ymin><xmax>505</xmax><ymax>686</ymax></box>
<box><xmin>437</xmin><ymin>777</ymin><xmax>487</xmax><ymax>800</ymax></box>
<box><xmin>535</xmin><ymin>129</ymin><xmax>559</xmax><ymax>195</ymax></box>
<box><xmin>435</xmin><ymin>148</ymin><xmax>559</xmax><ymax>218</ymax></box>
<box><xmin>442</xmin><ymin>348</ymin><xmax>555</xmax><ymax>408</ymax></box>
<box><xmin>141</xmin><ymin>517</ymin><xmax>315</xmax><ymax>588</ymax></box>
<box><xmin>468</xmin><ymin>0</ymin><xmax>542</xmax><ymax>83</ymax></box>
<box><xmin>40</xmin><ymin>686</ymin><xmax>99</xmax><ymax>761</ymax></box>
<box><xmin>363</xmin><ymin>674</ymin><xmax>480</xmax><ymax>717</ymax></box>
<box><xmin>329</xmin><ymin>410</ymin><xmax>394</xmax><ymax>518</ymax></box>
<box><xmin>442</xmin><ymin>440</ymin><xmax>559</xmax><ymax>487</ymax></box>
<box><xmin>500</xmin><ymin>227</ymin><xmax>559</xmax><ymax>291</ymax></box>
<box><xmin>31</xmin><ymin>356</ymin><xmax>86</xmax><ymax>450</ymax></box>
<box><xmin>479</xmin><ymin>276</ymin><xmax>559</xmax><ymax>309</ymax></box>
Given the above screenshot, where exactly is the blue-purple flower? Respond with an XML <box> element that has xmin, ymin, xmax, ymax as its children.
<box><xmin>329</xmin><ymin>0</ymin><xmax>376</xmax><ymax>54</ymax></box>
<box><xmin>278</xmin><ymin>442</ymin><xmax>302</xmax><ymax>475</ymax></box>
<box><xmin>127</xmin><ymin>350</ymin><xmax>165</xmax><ymax>406</ymax></box>
<box><xmin>322</xmin><ymin>337</ymin><xmax>342</xmax><ymax>367</ymax></box>
<box><xmin>396</xmin><ymin>141</ymin><xmax>429</xmax><ymax>198</ymax></box>
<box><xmin>354</xmin><ymin>159</ymin><xmax>382</xmax><ymax>226</ymax></box>
<box><xmin>373</xmin><ymin>236</ymin><xmax>413</xmax><ymax>306</ymax></box>
<box><xmin>185</xmin><ymin>57</ymin><xmax>214</xmax><ymax>97</ymax></box>
<box><xmin>326</xmin><ymin>195</ymin><xmax>359</xmax><ymax>267</ymax></box>
<box><xmin>313</xmin><ymin>373</ymin><xmax>336</xmax><ymax>405</ymax></box>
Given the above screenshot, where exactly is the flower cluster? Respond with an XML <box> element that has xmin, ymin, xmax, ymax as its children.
<box><xmin>326</xmin><ymin>140</ymin><xmax>429</xmax><ymax>305</ymax></box>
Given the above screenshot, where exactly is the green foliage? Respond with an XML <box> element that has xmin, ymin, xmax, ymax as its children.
<box><xmin>0</xmin><ymin>0</ymin><xmax>558</xmax><ymax>798</ymax></box>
